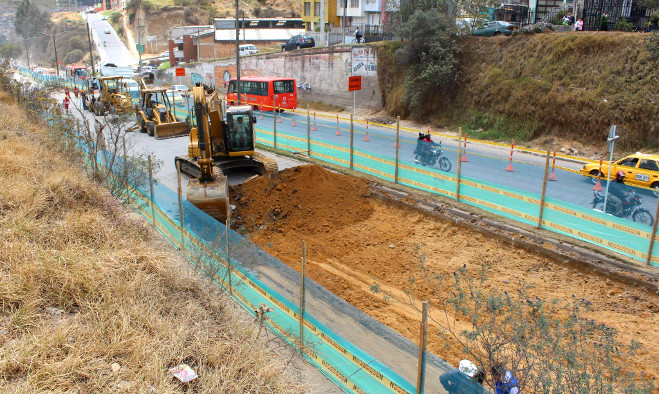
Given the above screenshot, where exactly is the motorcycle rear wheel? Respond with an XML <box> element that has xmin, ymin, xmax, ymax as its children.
<box><xmin>439</xmin><ymin>157</ymin><xmax>452</xmax><ymax>172</ymax></box>
<box><xmin>632</xmin><ymin>208</ymin><xmax>654</xmax><ymax>226</ymax></box>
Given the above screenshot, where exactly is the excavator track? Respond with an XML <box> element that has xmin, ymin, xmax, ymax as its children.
<box><xmin>251</xmin><ymin>152</ymin><xmax>279</xmax><ymax>175</ymax></box>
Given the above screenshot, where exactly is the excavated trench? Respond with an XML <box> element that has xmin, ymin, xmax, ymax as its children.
<box><xmin>229</xmin><ymin>164</ymin><xmax>659</xmax><ymax>381</ymax></box>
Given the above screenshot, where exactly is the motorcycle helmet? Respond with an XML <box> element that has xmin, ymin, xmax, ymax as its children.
<box><xmin>418</xmin><ymin>132</ymin><xmax>425</xmax><ymax>139</ymax></box>
<box><xmin>425</xmin><ymin>133</ymin><xmax>431</xmax><ymax>140</ymax></box>
<box><xmin>616</xmin><ymin>170</ymin><xmax>626</xmax><ymax>179</ymax></box>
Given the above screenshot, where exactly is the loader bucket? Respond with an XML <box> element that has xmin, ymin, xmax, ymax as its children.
<box><xmin>186</xmin><ymin>175</ymin><xmax>228</xmax><ymax>223</ymax></box>
<box><xmin>154</xmin><ymin>121</ymin><xmax>190</xmax><ymax>140</ymax></box>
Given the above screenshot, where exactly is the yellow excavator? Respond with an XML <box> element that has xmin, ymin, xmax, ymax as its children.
<box><xmin>135</xmin><ymin>79</ymin><xmax>190</xmax><ymax>139</ymax></box>
<box><xmin>176</xmin><ymin>84</ymin><xmax>278</xmax><ymax>222</ymax></box>
<box><xmin>93</xmin><ymin>76</ymin><xmax>133</xmax><ymax>116</ymax></box>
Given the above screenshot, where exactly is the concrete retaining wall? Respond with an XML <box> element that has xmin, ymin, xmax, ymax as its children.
<box><xmin>156</xmin><ymin>45</ymin><xmax>381</xmax><ymax>110</ymax></box>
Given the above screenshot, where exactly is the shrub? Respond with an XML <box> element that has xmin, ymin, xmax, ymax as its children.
<box><xmin>62</xmin><ymin>49</ymin><xmax>84</xmax><ymax>65</ymax></box>
<box><xmin>614</xmin><ymin>18</ymin><xmax>633</xmax><ymax>31</ymax></box>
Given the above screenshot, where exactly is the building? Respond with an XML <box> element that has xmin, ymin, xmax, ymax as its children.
<box><xmin>168</xmin><ymin>19</ymin><xmax>305</xmax><ymax>66</ymax></box>
<box><xmin>301</xmin><ymin>0</ymin><xmax>341</xmax><ymax>31</ymax></box>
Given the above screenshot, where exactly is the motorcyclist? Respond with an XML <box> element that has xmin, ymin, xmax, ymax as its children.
<box><xmin>608</xmin><ymin>170</ymin><xmax>631</xmax><ymax>216</ymax></box>
<box><xmin>103</xmin><ymin>41</ymin><xmax>106</xmax><ymax>47</ymax></box>
<box><xmin>420</xmin><ymin>133</ymin><xmax>437</xmax><ymax>164</ymax></box>
<box><xmin>414</xmin><ymin>132</ymin><xmax>425</xmax><ymax>162</ymax></box>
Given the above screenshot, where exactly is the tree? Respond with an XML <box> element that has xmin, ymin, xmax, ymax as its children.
<box><xmin>14</xmin><ymin>0</ymin><xmax>52</xmax><ymax>39</ymax></box>
<box><xmin>394</xmin><ymin>0</ymin><xmax>460</xmax><ymax>112</ymax></box>
<box><xmin>0</xmin><ymin>43</ymin><xmax>24</xmax><ymax>61</ymax></box>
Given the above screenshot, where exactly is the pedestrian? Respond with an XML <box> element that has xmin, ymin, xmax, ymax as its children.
<box><xmin>601</xmin><ymin>11</ymin><xmax>610</xmax><ymax>31</ymax></box>
<box><xmin>81</xmin><ymin>89</ymin><xmax>87</xmax><ymax>110</ymax></box>
<box><xmin>491</xmin><ymin>364</ymin><xmax>520</xmax><ymax>394</ymax></box>
<box><xmin>73</xmin><ymin>86</ymin><xmax>79</xmax><ymax>99</ymax></box>
<box><xmin>354</xmin><ymin>27</ymin><xmax>363</xmax><ymax>44</ymax></box>
<box><xmin>65</xmin><ymin>86</ymin><xmax>70</xmax><ymax>97</ymax></box>
<box><xmin>575</xmin><ymin>18</ymin><xmax>584</xmax><ymax>31</ymax></box>
<box><xmin>63</xmin><ymin>95</ymin><xmax>70</xmax><ymax>111</ymax></box>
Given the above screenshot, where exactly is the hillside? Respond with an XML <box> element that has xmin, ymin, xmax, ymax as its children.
<box><xmin>0</xmin><ymin>85</ymin><xmax>304</xmax><ymax>391</ymax></box>
<box><xmin>377</xmin><ymin>32</ymin><xmax>659</xmax><ymax>149</ymax></box>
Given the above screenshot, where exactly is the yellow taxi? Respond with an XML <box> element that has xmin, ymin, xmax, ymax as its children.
<box><xmin>580</xmin><ymin>153</ymin><xmax>659</xmax><ymax>190</ymax></box>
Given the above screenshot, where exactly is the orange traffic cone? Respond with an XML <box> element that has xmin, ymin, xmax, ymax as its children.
<box><xmin>312</xmin><ymin>111</ymin><xmax>318</xmax><ymax>131</ymax></box>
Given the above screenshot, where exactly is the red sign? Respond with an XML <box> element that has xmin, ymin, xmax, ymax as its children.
<box><xmin>348</xmin><ymin>76</ymin><xmax>362</xmax><ymax>92</ymax></box>
<box><xmin>175</xmin><ymin>67</ymin><xmax>185</xmax><ymax>77</ymax></box>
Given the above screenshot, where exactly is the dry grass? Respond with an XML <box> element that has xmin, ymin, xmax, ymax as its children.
<box><xmin>0</xmin><ymin>91</ymin><xmax>305</xmax><ymax>392</ymax></box>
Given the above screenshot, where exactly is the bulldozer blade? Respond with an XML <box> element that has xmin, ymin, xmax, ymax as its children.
<box><xmin>186</xmin><ymin>175</ymin><xmax>228</xmax><ymax>223</ymax></box>
<box><xmin>154</xmin><ymin>122</ymin><xmax>190</xmax><ymax>140</ymax></box>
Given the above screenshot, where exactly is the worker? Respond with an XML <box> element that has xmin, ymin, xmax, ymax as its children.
<box><xmin>64</xmin><ymin>86</ymin><xmax>70</xmax><ymax>97</ymax></box>
<box><xmin>73</xmin><ymin>86</ymin><xmax>79</xmax><ymax>99</ymax></box>
<box><xmin>63</xmin><ymin>95</ymin><xmax>70</xmax><ymax>111</ymax></box>
<box><xmin>233</xmin><ymin>116</ymin><xmax>248</xmax><ymax>148</ymax></box>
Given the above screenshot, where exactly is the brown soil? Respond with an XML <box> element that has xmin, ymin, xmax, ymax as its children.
<box><xmin>231</xmin><ymin>164</ymin><xmax>659</xmax><ymax>382</ymax></box>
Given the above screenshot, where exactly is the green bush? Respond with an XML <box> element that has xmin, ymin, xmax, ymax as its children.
<box><xmin>69</xmin><ymin>36</ymin><xmax>87</xmax><ymax>51</ymax></box>
<box><xmin>108</xmin><ymin>11</ymin><xmax>122</xmax><ymax>25</ymax></box>
<box><xmin>62</xmin><ymin>49</ymin><xmax>84</xmax><ymax>65</ymax></box>
<box><xmin>614</xmin><ymin>18</ymin><xmax>633</xmax><ymax>31</ymax></box>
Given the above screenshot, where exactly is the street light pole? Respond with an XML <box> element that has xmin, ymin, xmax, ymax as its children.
<box><xmin>235</xmin><ymin>0</ymin><xmax>241</xmax><ymax>105</ymax></box>
<box><xmin>52</xmin><ymin>33</ymin><xmax>60</xmax><ymax>78</ymax></box>
<box><xmin>86</xmin><ymin>20</ymin><xmax>96</xmax><ymax>75</ymax></box>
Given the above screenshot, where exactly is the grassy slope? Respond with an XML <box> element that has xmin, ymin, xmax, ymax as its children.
<box><xmin>377</xmin><ymin>32</ymin><xmax>659</xmax><ymax>148</ymax></box>
<box><xmin>0</xmin><ymin>92</ymin><xmax>303</xmax><ymax>392</ymax></box>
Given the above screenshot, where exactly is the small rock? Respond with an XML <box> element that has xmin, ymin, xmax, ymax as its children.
<box><xmin>111</xmin><ymin>363</ymin><xmax>121</xmax><ymax>373</ymax></box>
<box><xmin>502</xmin><ymin>279</ymin><xmax>510</xmax><ymax>284</ymax></box>
<box><xmin>389</xmin><ymin>244</ymin><xmax>395</xmax><ymax>249</ymax></box>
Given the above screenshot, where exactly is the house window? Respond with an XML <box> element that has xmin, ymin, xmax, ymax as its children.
<box><xmin>314</xmin><ymin>2</ymin><xmax>321</xmax><ymax>15</ymax></box>
<box><xmin>304</xmin><ymin>2</ymin><xmax>311</xmax><ymax>15</ymax></box>
<box><xmin>350</xmin><ymin>0</ymin><xmax>359</xmax><ymax>8</ymax></box>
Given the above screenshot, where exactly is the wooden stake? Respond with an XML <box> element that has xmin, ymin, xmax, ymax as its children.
<box><xmin>122</xmin><ymin>135</ymin><xmax>128</xmax><ymax>204</ymax></box>
<box><xmin>148</xmin><ymin>154</ymin><xmax>155</xmax><ymax>226</ymax></box>
<box><xmin>394</xmin><ymin>116</ymin><xmax>400</xmax><ymax>184</ymax></box>
<box><xmin>537</xmin><ymin>147</ymin><xmax>551</xmax><ymax>229</ymax></box>
<box><xmin>306</xmin><ymin>104</ymin><xmax>311</xmax><ymax>156</ymax></box>
<box><xmin>646</xmin><ymin>198</ymin><xmax>659</xmax><ymax>266</ymax></box>
<box><xmin>176</xmin><ymin>160</ymin><xmax>184</xmax><ymax>250</ymax></box>
<box><xmin>299</xmin><ymin>240</ymin><xmax>307</xmax><ymax>354</ymax></box>
<box><xmin>350</xmin><ymin>114</ymin><xmax>354</xmax><ymax>170</ymax></box>
<box><xmin>416</xmin><ymin>301</ymin><xmax>429</xmax><ymax>394</ymax></box>
<box><xmin>455</xmin><ymin>127</ymin><xmax>463</xmax><ymax>201</ymax></box>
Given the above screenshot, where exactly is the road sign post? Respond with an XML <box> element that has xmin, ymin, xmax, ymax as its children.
<box><xmin>176</xmin><ymin>67</ymin><xmax>185</xmax><ymax>85</ymax></box>
<box><xmin>602</xmin><ymin>125</ymin><xmax>619</xmax><ymax>215</ymax></box>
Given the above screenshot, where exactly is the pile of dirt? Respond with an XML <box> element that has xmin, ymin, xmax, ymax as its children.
<box><xmin>230</xmin><ymin>164</ymin><xmax>659</xmax><ymax>382</ymax></box>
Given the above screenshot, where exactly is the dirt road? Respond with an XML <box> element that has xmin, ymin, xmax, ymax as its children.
<box><xmin>231</xmin><ymin>164</ymin><xmax>659</xmax><ymax>383</ymax></box>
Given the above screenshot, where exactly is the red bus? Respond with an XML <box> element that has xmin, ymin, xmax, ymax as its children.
<box><xmin>226</xmin><ymin>77</ymin><xmax>297</xmax><ymax>112</ymax></box>
<box><xmin>65</xmin><ymin>65</ymin><xmax>89</xmax><ymax>79</ymax></box>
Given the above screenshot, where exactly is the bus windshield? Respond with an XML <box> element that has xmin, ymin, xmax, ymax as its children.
<box><xmin>74</xmin><ymin>69</ymin><xmax>89</xmax><ymax>78</ymax></box>
<box><xmin>273</xmin><ymin>80</ymin><xmax>295</xmax><ymax>94</ymax></box>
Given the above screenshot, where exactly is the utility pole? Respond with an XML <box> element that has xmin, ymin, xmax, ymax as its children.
<box><xmin>52</xmin><ymin>33</ymin><xmax>60</xmax><ymax>78</ymax></box>
<box><xmin>24</xmin><ymin>37</ymin><xmax>30</xmax><ymax>69</ymax></box>
<box><xmin>86</xmin><ymin>20</ymin><xmax>95</xmax><ymax>75</ymax></box>
<box><xmin>235</xmin><ymin>0</ymin><xmax>241</xmax><ymax>105</ymax></box>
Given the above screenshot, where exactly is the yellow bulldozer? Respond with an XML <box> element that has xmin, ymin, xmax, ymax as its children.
<box><xmin>93</xmin><ymin>76</ymin><xmax>133</xmax><ymax>116</ymax></box>
<box><xmin>176</xmin><ymin>84</ymin><xmax>277</xmax><ymax>222</ymax></box>
<box><xmin>135</xmin><ymin>79</ymin><xmax>190</xmax><ymax>139</ymax></box>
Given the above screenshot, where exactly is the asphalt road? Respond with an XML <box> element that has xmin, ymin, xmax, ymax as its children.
<box><xmin>84</xmin><ymin>13</ymin><xmax>136</xmax><ymax>68</ymax></box>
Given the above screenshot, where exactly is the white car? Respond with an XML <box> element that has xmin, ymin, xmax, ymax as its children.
<box><xmin>104</xmin><ymin>27</ymin><xmax>111</xmax><ymax>34</ymax></box>
<box><xmin>239</xmin><ymin>44</ymin><xmax>258</xmax><ymax>56</ymax></box>
<box><xmin>171</xmin><ymin>84</ymin><xmax>190</xmax><ymax>96</ymax></box>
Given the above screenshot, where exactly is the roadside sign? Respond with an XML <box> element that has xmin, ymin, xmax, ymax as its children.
<box><xmin>607</xmin><ymin>125</ymin><xmax>619</xmax><ymax>153</ymax></box>
<box><xmin>348</xmin><ymin>76</ymin><xmax>362</xmax><ymax>92</ymax></box>
<box><xmin>175</xmin><ymin>67</ymin><xmax>185</xmax><ymax>77</ymax></box>
<box><xmin>136</xmin><ymin>43</ymin><xmax>144</xmax><ymax>53</ymax></box>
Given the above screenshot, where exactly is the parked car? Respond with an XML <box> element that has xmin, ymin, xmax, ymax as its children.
<box><xmin>580</xmin><ymin>153</ymin><xmax>659</xmax><ymax>191</ymax></box>
<box><xmin>239</xmin><ymin>44</ymin><xmax>258</xmax><ymax>56</ymax></box>
<box><xmin>281</xmin><ymin>35</ymin><xmax>315</xmax><ymax>51</ymax></box>
<box><xmin>472</xmin><ymin>21</ymin><xmax>516</xmax><ymax>36</ymax></box>
<box><xmin>171</xmin><ymin>84</ymin><xmax>190</xmax><ymax>96</ymax></box>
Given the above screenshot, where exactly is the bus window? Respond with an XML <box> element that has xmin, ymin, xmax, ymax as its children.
<box><xmin>228</xmin><ymin>80</ymin><xmax>237</xmax><ymax>93</ymax></box>
<box><xmin>273</xmin><ymin>80</ymin><xmax>295</xmax><ymax>94</ymax></box>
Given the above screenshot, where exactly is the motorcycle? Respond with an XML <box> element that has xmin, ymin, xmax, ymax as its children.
<box><xmin>591</xmin><ymin>190</ymin><xmax>654</xmax><ymax>225</ymax></box>
<box><xmin>414</xmin><ymin>143</ymin><xmax>452</xmax><ymax>172</ymax></box>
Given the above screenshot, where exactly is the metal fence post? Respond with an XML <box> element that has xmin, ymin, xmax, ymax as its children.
<box><xmin>306</xmin><ymin>105</ymin><xmax>311</xmax><ymax>156</ymax></box>
<box><xmin>225</xmin><ymin>181</ymin><xmax>232</xmax><ymax>295</ymax></box>
<box><xmin>646</xmin><ymin>199</ymin><xmax>659</xmax><ymax>265</ymax></box>
<box><xmin>416</xmin><ymin>301</ymin><xmax>429</xmax><ymax>394</ymax></box>
<box><xmin>148</xmin><ymin>154</ymin><xmax>155</xmax><ymax>226</ymax></box>
<box><xmin>350</xmin><ymin>114</ymin><xmax>354</xmax><ymax>170</ymax></box>
<box><xmin>455</xmin><ymin>127</ymin><xmax>463</xmax><ymax>201</ymax></box>
<box><xmin>299</xmin><ymin>240</ymin><xmax>307</xmax><ymax>354</ymax></box>
<box><xmin>537</xmin><ymin>147</ymin><xmax>551</xmax><ymax>229</ymax></box>
<box><xmin>176</xmin><ymin>161</ymin><xmax>185</xmax><ymax>250</ymax></box>
<box><xmin>395</xmin><ymin>116</ymin><xmax>400</xmax><ymax>184</ymax></box>
<box><xmin>273</xmin><ymin>103</ymin><xmax>277</xmax><ymax>150</ymax></box>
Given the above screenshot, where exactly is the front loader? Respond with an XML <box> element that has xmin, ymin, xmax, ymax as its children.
<box><xmin>135</xmin><ymin>79</ymin><xmax>190</xmax><ymax>139</ymax></box>
<box><xmin>93</xmin><ymin>76</ymin><xmax>133</xmax><ymax>116</ymax></box>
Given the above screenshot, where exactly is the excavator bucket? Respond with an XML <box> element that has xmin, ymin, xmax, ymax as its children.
<box><xmin>186</xmin><ymin>174</ymin><xmax>228</xmax><ymax>223</ymax></box>
<box><xmin>154</xmin><ymin>121</ymin><xmax>190</xmax><ymax>140</ymax></box>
